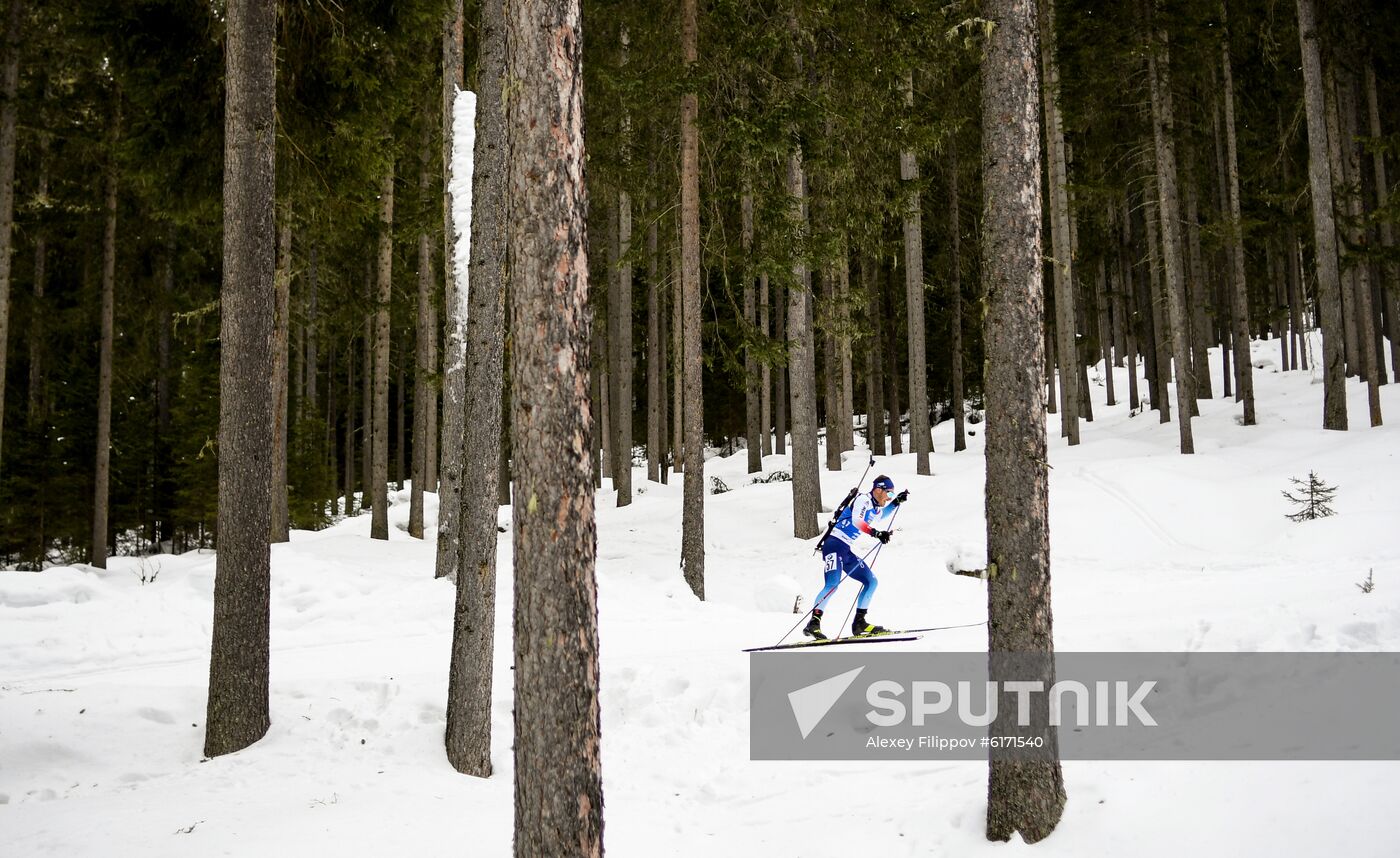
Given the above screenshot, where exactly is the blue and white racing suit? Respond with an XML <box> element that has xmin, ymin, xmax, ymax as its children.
<box><xmin>814</xmin><ymin>492</ymin><xmax>896</xmax><ymax>611</ymax></box>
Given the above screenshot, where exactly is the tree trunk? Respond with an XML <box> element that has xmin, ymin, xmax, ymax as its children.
<box><xmin>680</xmin><ymin>0</ymin><xmax>705</xmax><ymax>598</ymax></box>
<box><xmin>1219</xmin><ymin>7</ymin><xmax>1255</xmax><ymax>424</ymax></box>
<box><xmin>864</xmin><ymin>257</ymin><xmax>886</xmax><ymax>455</ymax></box>
<box><xmin>1146</xmin><ymin>16</ymin><xmax>1196</xmax><ymax>451</ymax></box>
<box><xmin>611</xmin><ymin>25</ymin><xmax>635</xmax><ymax>503</ymax></box>
<box><xmin>658</xmin><ymin>254</ymin><xmax>670</xmax><ymax>484</ymax></box>
<box><xmin>361</xmin><ymin>266</ymin><xmax>373</xmax><ymax>507</ymax></box>
<box><xmin>1181</xmin><ymin>144</ymin><xmax>1213</xmax><ymax>398</ymax></box>
<box><xmin>787</xmin><ymin>144</ymin><xmax>821</xmax><ymax>539</ymax></box>
<box><xmin>981</xmin><ymin>0</ymin><xmax>1065</xmax><ymax>842</ymax></box>
<box><xmin>396</xmin><ymin>359</ymin><xmax>406</xmax><ymax>489</ymax></box>
<box><xmin>411</xmin><ymin>109</ymin><xmax>435</xmax><ymax>539</ymax></box>
<box><xmin>774</xmin><ymin>279</ymin><xmax>787</xmax><ymax>455</ymax></box>
<box><xmin>1115</xmin><ymin>199</ymin><xmax>1141</xmax><ymax>410</ymax></box>
<box><xmin>670</xmin><ymin>227</ymin><xmax>684</xmax><ymax>472</ymax></box>
<box><xmin>504</xmin><ymin>0</ymin><xmax>603</xmax><ymax>850</ymax></box>
<box><xmin>822</xmin><ymin>267</ymin><xmax>841</xmax><ymax>471</ymax></box>
<box><xmin>837</xmin><ymin>249</ymin><xmax>854</xmax><ymax>454</ymax></box>
<box><xmin>743</xmin><ymin>177</ymin><xmax>762</xmax><ymax>473</ymax></box>
<box><xmin>1095</xmin><ymin>256</ymin><xmax>1115</xmax><ymax>407</ymax></box>
<box><xmin>949</xmin><ymin>159</ymin><xmax>967</xmax><ymax>451</ymax></box>
<box><xmin>436</xmin><ymin>0</ymin><xmax>468</xmax><ymax>576</ymax></box>
<box><xmin>885</xmin><ymin>261</ymin><xmax>904</xmax><ymax>454</ymax></box>
<box><xmin>1323</xmin><ymin>64</ymin><xmax>1359</xmax><ymax>378</ymax></box>
<box><xmin>1296</xmin><ymin>0</ymin><xmax>1348</xmax><ymax>429</ymax></box>
<box><xmin>1142</xmin><ymin>180</ymin><xmax>1171</xmax><ymax>422</ymax></box>
<box><xmin>206</xmin><ymin>0</ymin><xmax>275</xmax><ymax>759</ymax></box>
<box><xmin>446</xmin><ymin>0</ymin><xmax>506</xmax><ymax>776</ymax></box>
<box><xmin>92</xmin><ymin>113</ymin><xmax>119</xmax><ymax>569</ymax></box>
<box><xmin>1039</xmin><ymin>0</ymin><xmax>1080</xmax><ymax>445</ymax></box>
<box><xmin>26</xmin><ymin>92</ymin><xmax>47</xmax><ymax>433</ymax></box>
<box><xmin>307</xmin><ymin>245</ymin><xmax>319</xmax><ymax>419</ymax></box>
<box><xmin>1365</xmin><ymin>62</ymin><xmax>1400</xmax><ymax>381</ymax></box>
<box><xmin>1338</xmin><ymin>69</ymin><xmax>1383</xmax><ymax>424</ymax></box>
<box><xmin>371</xmin><ymin>165</ymin><xmax>394</xmax><ymax>540</ymax></box>
<box><xmin>0</xmin><ymin>0</ymin><xmax>21</xmax><ymax>482</ymax></box>
<box><xmin>901</xmin><ymin>70</ymin><xmax>933</xmax><ymax>471</ymax></box>
<box><xmin>647</xmin><ymin>181</ymin><xmax>662</xmax><ymax>482</ymax></box>
<box><xmin>345</xmin><ymin>336</ymin><xmax>356</xmax><ymax>514</ymax></box>
<box><xmin>270</xmin><ymin>211</ymin><xmax>292</xmax><ymax>542</ymax></box>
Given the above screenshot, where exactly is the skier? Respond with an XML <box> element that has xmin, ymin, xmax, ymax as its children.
<box><xmin>803</xmin><ymin>474</ymin><xmax>909</xmax><ymax>640</ymax></box>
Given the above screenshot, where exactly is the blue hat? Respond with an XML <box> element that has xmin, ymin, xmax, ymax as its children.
<box><xmin>872</xmin><ymin>475</ymin><xmax>895</xmax><ymax>491</ymax></box>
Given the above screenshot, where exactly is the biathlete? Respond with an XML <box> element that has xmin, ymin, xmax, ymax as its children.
<box><xmin>803</xmin><ymin>474</ymin><xmax>909</xmax><ymax>640</ymax></box>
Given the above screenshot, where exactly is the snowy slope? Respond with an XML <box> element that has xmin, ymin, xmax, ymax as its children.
<box><xmin>3</xmin><ymin>333</ymin><xmax>1398</xmax><ymax>856</ymax></box>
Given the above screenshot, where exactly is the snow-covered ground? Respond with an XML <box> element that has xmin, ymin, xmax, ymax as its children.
<box><xmin>3</xmin><ymin>333</ymin><xmax>1398</xmax><ymax>856</ymax></box>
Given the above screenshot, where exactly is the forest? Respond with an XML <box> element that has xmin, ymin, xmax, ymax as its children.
<box><xmin>1</xmin><ymin>0</ymin><xmax>1398</xmax><ymax>853</ymax></box>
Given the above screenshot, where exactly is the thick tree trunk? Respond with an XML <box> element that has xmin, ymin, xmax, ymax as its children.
<box><xmin>1146</xmin><ymin>18</ymin><xmax>1196</xmax><ymax>451</ymax></box>
<box><xmin>949</xmin><ymin>161</ymin><xmax>967</xmax><ymax>451</ymax></box>
<box><xmin>446</xmin><ymin>0</ymin><xmax>506</xmax><ymax>776</ymax></box>
<box><xmin>504</xmin><ymin>0</ymin><xmax>603</xmax><ymax>850</ymax></box>
<box><xmin>1219</xmin><ymin>10</ymin><xmax>1255</xmax><ymax>423</ymax></box>
<box><xmin>270</xmin><ymin>211</ymin><xmax>292</xmax><ymax>542</ymax></box>
<box><xmin>1039</xmin><ymin>0</ymin><xmax>1079</xmax><ymax>445</ymax></box>
<box><xmin>435</xmin><ymin>0</ymin><xmax>468</xmax><ymax>576</ymax></box>
<box><xmin>0</xmin><ymin>0</ymin><xmax>21</xmax><ymax>482</ymax></box>
<box><xmin>92</xmin><ymin>118</ymin><xmax>119</xmax><ymax>568</ymax></box>
<box><xmin>981</xmin><ymin>0</ymin><xmax>1065</xmax><ymax>842</ymax></box>
<box><xmin>1296</xmin><ymin>0</ymin><xmax>1348</xmax><ymax>429</ymax></box>
<box><xmin>900</xmin><ymin>70</ymin><xmax>933</xmax><ymax>471</ymax></box>
<box><xmin>680</xmin><ymin>0</ymin><xmax>705</xmax><ymax>597</ymax></box>
<box><xmin>206</xmin><ymin>0</ymin><xmax>275</xmax><ymax>759</ymax></box>
<box><xmin>658</xmin><ymin>255</ymin><xmax>671</xmax><ymax>484</ymax></box>
<box><xmin>787</xmin><ymin>145</ymin><xmax>821</xmax><ymax>539</ymax></box>
<box><xmin>371</xmin><ymin>165</ymin><xmax>394</xmax><ymax>540</ymax></box>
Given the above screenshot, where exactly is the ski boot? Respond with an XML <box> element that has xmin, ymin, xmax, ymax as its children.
<box><xmin>802</xmin><ymin>609</ymin><xmax>828</xmax><ymax>641</ymax></box>
<box><xmin>851</xmin><ymin>609</ymin><xmax>888</xmax><ymax>637</ymax></box>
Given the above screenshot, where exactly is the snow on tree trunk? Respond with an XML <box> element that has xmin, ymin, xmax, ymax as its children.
<box><xmin>435</xmin><ymin>0</ymin><xmax>468</xmax><ymax>578</ymax></box>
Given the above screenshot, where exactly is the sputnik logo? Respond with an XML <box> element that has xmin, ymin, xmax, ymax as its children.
<box><xmin>788</xmin><ymin>666</ymin><xmax>865</xmax><ymax>739</ymax></box>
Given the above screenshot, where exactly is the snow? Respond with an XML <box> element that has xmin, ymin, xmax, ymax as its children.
<box><xmin>3</xmin><ymin>332</ymin><xmax>1399</xmax><ymax>856</ymax></box>
<box><xmin>449</xmin><ymin>88</ymin><xmax>476</xmax><ymax>341</ymax></box>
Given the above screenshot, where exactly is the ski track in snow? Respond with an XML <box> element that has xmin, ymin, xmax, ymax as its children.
<box><xmin>2</xmin><ymin>335</ymin><xmax>1399</xmax><ymax>856</ymax></box>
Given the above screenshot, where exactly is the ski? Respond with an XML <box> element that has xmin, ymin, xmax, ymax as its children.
<box><xmin>742</xmin><ymin>634</ymin><xmax>920</xmax><ymax>653</ymax></box>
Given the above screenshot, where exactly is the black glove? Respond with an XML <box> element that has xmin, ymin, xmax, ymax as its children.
<box><xmin>873</xmin><ymin>529</ymin><xmax>893</xmax><ymax>544</ymax></box>
<box><xmin>893</xmin><ymin>490</ymin><xmax>909</xmax><ymax>505</ymax></box>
